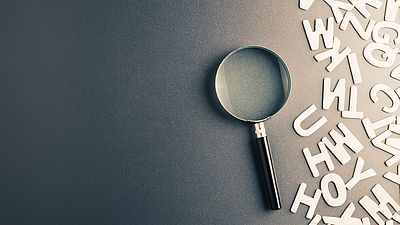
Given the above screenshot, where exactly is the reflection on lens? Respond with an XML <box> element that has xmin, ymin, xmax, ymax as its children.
<box><xmin>215</xmin><ymin>47</ymin><xmax>290</xmax><ymax>122</ymax></box>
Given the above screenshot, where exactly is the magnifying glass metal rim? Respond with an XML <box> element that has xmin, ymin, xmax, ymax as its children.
<box><xmin>215</xmin><ymin>45</ymin><xmax>292</xmax><ymax>123</ymax></box>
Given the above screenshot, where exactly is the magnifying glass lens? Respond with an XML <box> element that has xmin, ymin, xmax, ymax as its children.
<box><xmin>215</xmin><ymin>48</ymin><xmax>290</xmax><ymax>121</ymax></box>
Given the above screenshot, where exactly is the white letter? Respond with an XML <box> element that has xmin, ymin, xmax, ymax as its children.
<box><xmin>309</xmin><ymin>214</ymin><xmax>322</xmax><ymax>225</ymax></box>
<box><xmin>349</xmin><ymin>0</ymin><xmax>382</xmax><ymax>18</ymax></box>
<box><xmin>362</xmin><ymin>217</ymin><xmax>371</xmax><ymax>225</ymax></box>
<box><xmin>303</xmin><ymin>142</ymin><xmax>335</xmax><ymax>177</ymax></box>
<box><xmin>324</xmin><ymin>0</ymin><xmax>354</xmax><ymax>23</ymax></box>
<box><xmin>323</xmin><ymin>77</ymin><xmax>346</xmax><ymax>111</ymax></box>
<box><xmin>390</xmin><ymin>64</ymin><xmax>400</xmax><ymax>81</ymax></box>
<box><xmin>361</xmin><ymin>115</ymin><xmax>396</xmax><ymax>139</ymax></box>
<box><xmin>290</xmin><ymin>183</ymin><xmax>322</xmax><ymax>219</ymax></box>
<box><xmin>384</xmin><ymin>164</ymin><xmax>400</xmax><ymax>186</ymax></box>
<box><xmin>347</xmin><ymin>53</ymin><xmax>363</xmax><ymax>84</ymax></box>
<box><xmin>300</xmin><ymin>0</ymin><xmax>316</xmax><ymax>10</ymax></box>
<box><xmin>315</xmin><ymin>37</ymin><xmax>352</xmax><ymax>72</ymax></box>
<box><xmin>303</xmin><ymin>17</ymin><xmax>334</xmax><ymax>51</ymax></box>
<box><xmin>386</xmin><ymin>137</ymin><xmax>400</xmax><ymax>149</ymax></box>
<box><xmin>372</xmin><ymin>130</ymin><xmax>400</xmax><ymax>166</ymax></box>
<box><xmin>323</xmin><ymin>202</ymin><xmax>362</xmax><ymax>225</ymax></box>
<box><xmin>342</xmin><ymin>85</ymin><xmax>364</xmax><ymax>119</ymax></box>
<box><xmin>386</xmin><ymin>220</ymin><xmax>395</xmax><ymax>225</ymax></box>
<box><xmin>346</xmin><ymin>157</ymin><xmax>376</xmax><ymax>189</ymax></box>
<box><xmin>320</xmin><ymin>173</ymin><xmax>347</xmax><ymax>207</ymax></box>
<box><xmin>385</xmin><ymin>0</ymin><xmax>400</xmax><ymax>21</ymax></box>
<box><xmin>294</xmin><ymin>104</ymin><xmax>328</xmax><ymax>137</ymax></box>
<box><xmin>372</xmin><ymin>21</ymin><xmax>400</xmax><ymax>44</ymax></box>
<box><xmin>359</xmin><ymin>184</ymin><xmax>400</xmax><ymax>225</ymax></box>
<box><xmin>393</xmin><ymin>214</ymin><xmax>400</xmax><ymax>223</ymax></box>
<box><xmin>390</xmin><ymin>123</ymin><xmax>400</xmax><ymax>133</ymax></box>
<box><xmin>363</xmin><ymin>42</ymin><xmax>399</xmax><ymax>68</ymax></box>
<box><xmin>340</xmin><ymin>11</ymin><xmax>376</xmax><ymax>40</ymax></box>
<box><xmin>322</xmin><ymin>123</ymin><xmax>363</xmax><ymax>165</ymax></box>
<box><xmin>386</xmin><ymin>124</ymin><xmax>400</xmax><ymax>148</ymax></box>
<box><xmin>370</xmin><ymin>84</ymin><xmax>400</xmax><ymax>113</ymax></box>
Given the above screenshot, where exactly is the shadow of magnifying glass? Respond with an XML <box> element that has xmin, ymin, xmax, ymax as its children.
<box><xmin>214</xmin><ymin>45</ymin><xmax>292</xmax><ymax>210</ymax></box>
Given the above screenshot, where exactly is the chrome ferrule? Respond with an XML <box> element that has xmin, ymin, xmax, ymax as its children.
<box><xmin>254</xmin><ymin>122</ymin><xmax>267</xmax><ymax>138</ymax></box>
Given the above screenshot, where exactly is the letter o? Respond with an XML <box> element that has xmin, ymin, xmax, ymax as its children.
<box><xmin>320</xmin><ymin>173</ymin><xmax>347</xmax><ymax>207</ymax></box>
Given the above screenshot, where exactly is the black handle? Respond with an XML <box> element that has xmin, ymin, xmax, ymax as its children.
<box><xmin>255</xmin><ymin>123</ymin><xmax>281</xmax><ymax>210</ymax></box>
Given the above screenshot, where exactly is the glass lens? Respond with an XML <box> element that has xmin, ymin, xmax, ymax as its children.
<box><xmin>215</xmin><ymin>47</ymin><xmax>290</xmax><ymax>122</ymax></box>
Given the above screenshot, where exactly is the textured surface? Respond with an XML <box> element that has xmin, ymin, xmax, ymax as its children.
<box><xmin>0</xmin><ymin>1</ymin><xmax>398</xmax><ymax>225</ymax></box>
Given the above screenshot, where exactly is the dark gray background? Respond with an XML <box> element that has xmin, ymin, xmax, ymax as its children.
<box><xmin>1</xmin><ymin>1</ymin><xmax>398</xmax><ymax>225</ymax></box>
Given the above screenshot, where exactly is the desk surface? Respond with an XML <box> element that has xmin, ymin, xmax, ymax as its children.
<box><xmin>0</xmin><ymin>1</ymin><xmax>399</xmax><ymax>225</ymax></box>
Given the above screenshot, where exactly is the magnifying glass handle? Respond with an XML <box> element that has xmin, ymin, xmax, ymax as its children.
<box><xmin>254</xmin><ymin>122</ymin><xmax>281</xmax><ymax>210</ymax></box>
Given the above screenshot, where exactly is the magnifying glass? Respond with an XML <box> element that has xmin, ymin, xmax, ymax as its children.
<box><xmin>215</xmin><ymin>45</ymin><xmax>291</xmax><ymax>210</ymax></box>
